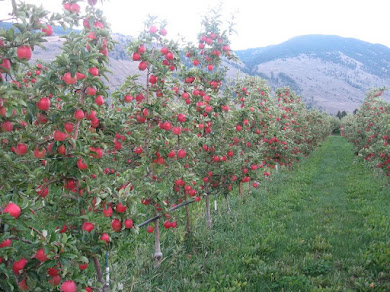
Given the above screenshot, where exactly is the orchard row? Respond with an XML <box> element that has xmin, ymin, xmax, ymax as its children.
<box><xmin>342</xmin><ymin>89</ymin><xmax>390</xmax><ymax>177</ymax></box>
<box><xmin>0</xmin><ymin>1</ymin><xmax>334</xmax><ymax>291</ymax></box>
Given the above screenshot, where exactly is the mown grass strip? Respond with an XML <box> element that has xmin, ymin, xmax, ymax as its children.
<box><xmin>112</xmin><ymin>136</ymin><xmax>390</xmax><ymax>291</ymax></box>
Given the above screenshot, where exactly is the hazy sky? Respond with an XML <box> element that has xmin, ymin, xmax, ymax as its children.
<box><xmin>1</xmin><ymin>0</ymin><xmax>389</xmax><ymax>50</ymax></box>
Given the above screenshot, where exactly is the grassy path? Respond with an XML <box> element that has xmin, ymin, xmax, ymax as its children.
<box><xmin>115</xmin><ymin>136</ymin><xmax>390</xmax><ymax>291</ymax></box>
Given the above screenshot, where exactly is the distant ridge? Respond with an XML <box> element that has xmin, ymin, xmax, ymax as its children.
<box><xmin>2</xmin><ymin>21</ymin><xmax>389</xmax><ymax>113</ymax></box>
<box><xmin>234</xmin><ymin>35</ymin><xmax>390</xmax><ymax>113</ymax></box>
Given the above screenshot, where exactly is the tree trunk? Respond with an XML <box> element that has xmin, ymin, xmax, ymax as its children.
<box><xmin>153</xmin><ymin>218</ymin><xmax>162</xmax><ymax>267</ymax></box>
<box><xmin>93</xmin><ymin>256</ymin><xmax>109</xmax><ymax>292</ymax></box>
<box><xmin>205</xmin><ymin>194</ymin><xmax>212</xmax><ymax>228</ymax></box>
<box><xmin>226</xmin><ymin>195</ymin><xmax>231</xmax><ymax>213</ymax></box>
<box><xmin>185</xmin><ymin>193</ymin><xmax>191</xmax><ymax>235</ymax></box>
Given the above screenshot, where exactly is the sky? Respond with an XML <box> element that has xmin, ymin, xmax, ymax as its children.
<box><xmin>1</xmin><ymin>0</ymin><xmax>390</xmax><ymax>50</ymax></box>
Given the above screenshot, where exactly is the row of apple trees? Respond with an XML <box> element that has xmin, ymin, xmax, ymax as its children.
<box><xmin>341</xmin><ymin>89</ymin><xmax>390</xmax><ymax>177</ymax></box>
<box><xmin>0</xmin><ymin>0</ymin><xmax>334</xmax><ymax>291</ymax></box>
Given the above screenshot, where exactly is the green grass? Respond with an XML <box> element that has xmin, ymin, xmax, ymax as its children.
<box><xmin>111</xmin><ymin>136</ymin><xmax>390</xmax><ymax>291</ymax></box>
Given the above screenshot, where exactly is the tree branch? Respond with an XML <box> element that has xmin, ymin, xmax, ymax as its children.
<box><xmin>10</xmin><ymin>237</ymin><xmax>33</xmax><ymax>244</ymax></box>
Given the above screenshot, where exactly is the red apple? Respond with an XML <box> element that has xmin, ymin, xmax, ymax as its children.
<box><xmin>13</xmin><ymin>258</ymin><xmax>27</xmax><ymax>274</ymax></box>
<box><xmin>34</xmin><ymin>248</ymin><xmax>48</xmax><ymax>262</ymax></box>
<box><xmin>88</xmin><ymin>67</ymin><xmax>99</xmax><ymax>76</ymax></box>
<box><xmin>177</xmin><ymin>113</ymin><xmax>186</xmax><ymax>123</ymax></box>
<box><xmin>134</xmin><ymin>146</ymin><xmax>143</xmax><ymax>155</ymax></box>
<box><xmin>83</xmin><ymin>18</ymin><xmax>91</xmax><ymax>29</ymax></box>
<box><xmin>63</xmin><ymin>72</ymin><xmax>77</xmax><ymax>85</ymax></box>
<box><xmin>48</xmin><ymin>267</ymin><xmax>60</xmax><ymax>277</ymax></box>
<box><xmin>85</xmin><ymin>110</ymin><xmax>96</xmax><ymax>120</ymax></box>
<box><xmin>124</xmin><ymin>95</ymin><xmax>133</xmax><ymax>103</ymax></box>
<box><xmin>86</xmin><ymin>87</ymin><xmax>97</xmax><ymax>96</ymax></box>
<box><xmin>138</xmin><ymin>61</ymin><xmax>148</xmax><ymax>71</ymax></box>
<box><xmin>95</xmin><ymin>95</ymin><xmax>104</xmax><ymax>106</ymax></box>
<box><xmin>15</xmin><ymin>143</ymin><xmax>28</xmax><ymax>155</ymax></box>
<box><xmin>0</xmin><ymin>58</ymin><xmax>11</xmax><ymax>73</ymax></box>
<box><xmin>3</xmin><ymin>203</ymin><xmax>22</xmax><ymax>219</ymax></box>
<box><xmin>177</xmin><ymin>149</ymin><xmax>186</xmax><ymax>158</ymax></box>
<box><xmin>18</xmin><ymin>278</ymin><xmax>29</xmax><ymax>291</ymax></box>
<box><xmin>1</xmin><ymin>121</ymin><xmax>13</xmax><ymax>132</ymax></box>
<box><xmin>138</xmin><ymin>44</ymin><xmax>146</xmax><ymax>54</ymax></box>
<box><xmin>172</xmin><ymin>126</ymin><xmax>182</xmax><ymax>135</ymax></box>
<box><xmin>64</xmin><ymin>122</ymin><xmax>74</xmax><ymax>133</ymax></box>
<box><xmin>149</xmin><ymin>26</ymin><xmax>158</xmax><ymax>34</ymax></box>
<box><xmin>204</xmin><ymin>106</ymin><xmax>213</xmax><ymax>113</ymax></box>
<box><xmin>90</xmin><ymin>147</ymin><xmax>103</xmax><ymax>158</ymax></box>
<box><xmin>57</xmin><ymin>144</ymin><xmax>66</xmax><ymax>155</ymax></box>
<box><xmin>90</xmin><ymin>118</ymin><xmax>100</xmax><ymax>128</ymax></box>
<box><xmin>37</xmin><ymin>113</ymin><xmax>48</xmax><ymax>124</ymax></box>
<box><xmin>36</xmin><ymin>185</ymin><xmax>49</xmax><ymax>197</ymax></box>
<box><xmin>54</xmin><ymin>130</ymin><xmax>67</xmax><ymax>141</ymax></box>
<box><xmin>103</xmin><ymin>206</ymin><xmax>113</xmax><ymax>217</ymax></box>
<box><xmin>111</xmin><ymin>219</ymin><xmax>121</xmax><ymax>232</ymax></box>
<box><xmin>64</xmin><ymin>2</ymin><xmax>71</xmax><ymax>10</ymax></box>
<box><xmin>77</xmin><ymin>158</ymin><xmax>88</xmax><ymax>170</ymax></box>
<box><xmin>74</xmin><ymin>109</ymin><xmax>84</xmax><ymax>120</ymax></box>
<box><xmin>167</xmin><ymin>150</ymin><xmax>175</xmax><ymax>158</ymax></box>
<box><xmin>17</xmin><ymin>45</ymin><xmax>32</xmax><ymax>60</ymax></box>
<box><xmin>163</xmin><ymin>121</ymin><xmax>172</xmax><ymax>130</ymax></box>
<box><xmin>37</xmin><ymin>97</ymin><xmax>50</xmax><ymax>111</ymax></box>
<box><xmin>49</xmin><ymin>275</ymin><xmax>61</xmax><ymax>286</ymax></box>
<box><xmin>149</xmin><ymin>74</ymin><xmax>157</xmax><ymax>84</ymax></box>
<box><xmin>100</xmin><ymin>233</ymin><xmax>110</xmax><ymax>243</ymax></box>
<box><xmin>79</xmin><ymin>263</ymin><xmax>88</xmax><ymax>270</ymax></box>
<box><xmin>94</xmin><ymin>21</ymin><xmax>104</xmax><ymax>29</ymax></box>
<box><xmin>33</xmin><ymin>147</ymin><xmax>46</xmax><ymax>159</ymax></box>
<box><xmin>61</xmin><ymin>280</ymin><xmax>77</xmax><ymax>292</ymax></box>
<box><xmin>116</xmin><ymin>202</ymin><xmax>127</xmax><ymax>213</ymax></box>
<box><xmin>165</xmin><ymin>52</ymin><xmax>174</xmax><ymax>60</ymax></box>
<box><xmin>132</xmin><ymin>52</ymin><xmax>141</xmax><ymax>61</ymax></box>
<box><xmin>76</xmin><ymin>72</ymin><xmax>86</xmax><ymax>80</ymax></box>
<box><xmin>160</xmin><ymin>28</ymin><xmax>167</xmax><ymax>36</ymax></box>
<box><xmin>124</xmin><ymin>219</ymin><xmax>133</xmax><ymax>228</ymax></box>
<box><xmin>0</xmin><ymin>239</ymin><xmax>12</xmax><ymax>248</ymax></box>
<box><xmin>70</xmin><ymin>3</ymin><xmax>80</xmax><ymax>13</ymax></box>
<box><xmin>82</xmin><ymin>222</ymin><xmax>94</xmax><ymax>233</ymax></box>
<box><xmin>42</xmin><ymin>24</ymin><xmax>53</xmax><ymax>36</ymax></box>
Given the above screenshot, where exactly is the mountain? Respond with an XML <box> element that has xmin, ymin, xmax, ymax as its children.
<box><xmin>235</xmin><ymin>35</ymin><xmax>390</xmax><ymax>113</ymax></box>
<box><xmin>29</xmin><ymin>33</ymin><xmax>142</xmax><ymax>90</ymax></box>
<box><xmin>2</xmin><ymin>21</ymin><xmax>389</xmax><ymax>113</ymax></box>
<box><xmin>31</xmin><ymin>34</ymin><xmax>390</xmax><ymax>113</ymax></box>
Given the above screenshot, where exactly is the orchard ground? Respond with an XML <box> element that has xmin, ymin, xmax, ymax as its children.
<box><xmin>100</xmin><ymin>135</ymin><xmax>389</xmax><ymax>291</ymax></box>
